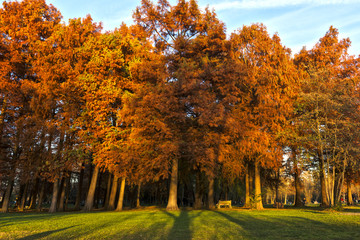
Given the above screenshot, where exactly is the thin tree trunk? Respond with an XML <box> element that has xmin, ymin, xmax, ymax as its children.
<box><xmin>329</xmin><ymin>128</ymin><xmax>338</xmax><ymax>206</ymax></box>
<box><xmin>294</xmin><ymin>167</ymin><xmax>304</xmax><ymax>207</ymax></box>
<box><xmin>57</xmin><ymin>177</ymin><xmax>65</xmax><ymax>210</ymax></box>
<box><xmin>115</xmin><ymin>178</ymin><xmax>126</xmax><ymax>211</ymax></box>
<box><xmin>249</xmin><ymin>163</ymin><xmax>254</xmax><ymax>194</ymax></box>
<box><xmin>275</xmin><ymin>169</ymin><xmax>280</xmax><ymax>207</ymax></box>
<box><xmin>334</xmin><ymin>155</ymin><xmax>347</xmax><ymax>204</ymax></box>
<box><xmin>29</xmin><ymin>178</ymin><xmax>40</xmax><ymax>209</ymax></box>
<box><xmin>37</xmin><ymin>181</ymin><xmax>45</xmax><ymax>212</ymax></box>
<box><xmin>1</xmin><ymin>178</ymin><xmax>14</xmax><ymax>213</ymax></box>
<box><xmin>94</xmin><ymin>170</ymin><xmax>103</xmax><ymax>209</ymax></box>
<box><xmin>65</xmin><ymin>176</ymin><xmax>71</xmax><ymax>211</ymax></box>
<box><xmin>245</xmin><ymin>163</ymin><xmax>250</xmax><ymax>207</ymax></box>
<box><xmin>74</xmin><ymin>167</ymin><xmax>84</xmax><ymax>210</ymax></box>
<box><xmin>347</xmin><ymin>181</ymin><xmax>353</xmax><ymax>205</ymax></box>
<box><xmin>166</xmin><ymin>158</ymin><xmax>179</xmax><ymax>211</ymax></box>
<box><xmin>58</xmin><ymin>176</ymin><xmax>67</xmax><ymax>212</ymax></box>
<box><xmin>15</xmin><ymin>184</ymin><xmax>25</xmax><ymax>209</ymax></box>
<box><xmin>136</xmin><ymin>182</ymin><xmax>141</xmax><ymax>208</ymax></box>
<box><xmin>0</xmin><ymin>97</ymin><xmax>7</xmax><ymax>138</ymax></box>
<box><xmin>319</xmin><ymin>151</ymin><xmax>329</xmax><ymax>207</ymax></box>
<box><xmin>208</xmin><ymin>177</ymin><xmax>215</xmax><ymax>209</ymax></box>
<box><xmin>325</xmin><ymin>154</ymin><xmax>332</xmax><ymax>206</ymax></box>
<box><xmin>0</xmin><ymin>191</ymin><xmax>4</xmax><ymax>208</ymax></box>
<box><xmin>19</xmin><ymin>182</ymin><xmax>29</xmax><ymax>212</ymax></box>
<box><xmin>331</xmin><ymin>166</ymin><xmax>335</xmax><ymax>206</ymax></box>
<box><xmin>108</xmin><ymin>175</ymin><xmax>118</xmax><ymax>210</ymax></box>
<box><xmin>104</xmin><ymin>173</ymin><xmax>112</xmax><ymax>209</ymax></box>
<box><xmin>194</xmin><ymin>173</ymin><xmax>202</xmax><ymax>209</ymax></box>
<box><xmin>83</xmin><ymin>165</ymin><xmax>100</xmax><ymax>212</ymax></box>
<box><xmin>49</xmin><ymin>178</ymin><xmax>60</xmax><ymax>213</ymax></box>
<box><xmin>254</xmin><ymin>161</ymin><xmax>263</xmax><ymax>210</ymax></box>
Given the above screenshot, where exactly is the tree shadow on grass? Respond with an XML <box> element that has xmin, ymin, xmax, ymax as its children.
<box><xmin>18</xmin><ymin>225</ymin><xmax>78</xmax><ymax>240</ymax></box>
<box><xmin>89</xmin><ymin>210</ymin><xmax>174</xmax><ymax>239</ymax></box>
<box><xmin>164</xmin><ymin>210</ymin><xmax>191</xmax><ymax>240</ymax></box>
<box><xmin>54</xmin><ymin>212</ymin><xmax>146</xmax><ymax>239</ymax></box>
<box><xmin>342</xmin><ymin>206</ymin><xmax>360</xmax><ymax>213</ymax></box>
<box><xmin>161</xmin><ymin>210</ymin><xmax>203</xmax><ymax>240</ymax></box>
<box><xmin>0</xmin><ymin>213</ymin><xmax>60</xmax><ymax>227</ymax></box>
<box><xmin>213</xmin><ymin>210</ymin><xmax>336</xmax><ymax>240</ymax></box>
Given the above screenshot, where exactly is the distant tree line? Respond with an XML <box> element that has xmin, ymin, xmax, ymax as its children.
<box><xmin>1</xmin><ymin>0</ymin><xmax>360</xmax><ymax>213</ymax></box>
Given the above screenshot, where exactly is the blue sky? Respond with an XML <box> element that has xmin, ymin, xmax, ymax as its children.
<box><xmin>46</xmin><ymin>0</ymin><xmax>360</xmax><ymax>55</ymax></box>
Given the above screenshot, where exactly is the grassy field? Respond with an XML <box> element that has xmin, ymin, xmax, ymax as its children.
<box><xmin>1</xmin><ymin>206</ymin><xmax>360</xmax><ymax>240</ymax></box>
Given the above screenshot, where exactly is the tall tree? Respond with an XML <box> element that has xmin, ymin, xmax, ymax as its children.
<box><xmin>0</xmin><ymin>0</ymin><xmax>61</xmax><ymax>212</ymax></box>
<box><xmin>294</xmin><ymin>26</ymin><xmax>360</xmax><ymax>207</ymax></box>
<box><xmin>221</xmin><ymin>23</ymin><xmax>297</xmax><ymax>209</ymax></box>
<box><xmin>134</xmin><ymin>0</ymin><xmax>228</xmax><ymax>211</ymax></box>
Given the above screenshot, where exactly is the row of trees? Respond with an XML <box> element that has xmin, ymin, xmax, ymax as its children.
<box><xmin>1</xmin><ymin>0</ymin><xmax>359</xmax><ymax>213</ymax></box>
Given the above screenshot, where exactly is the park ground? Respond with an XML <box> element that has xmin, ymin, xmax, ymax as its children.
<box><xmin>1</xmin><ymin>206</ymin><xmax>360</xmax><ymax>239</ymax></box>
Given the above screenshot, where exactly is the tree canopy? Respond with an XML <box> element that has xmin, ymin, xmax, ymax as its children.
<box><xmin>1</xmin><ymin>0</ymin><xmax>360</xmax><ymax>213</ymax></box>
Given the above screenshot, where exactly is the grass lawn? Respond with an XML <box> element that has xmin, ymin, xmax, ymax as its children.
<box><xmin>1</xmin><ymin>206</ymin><xmax>360</xmax><ymax>239</ymax></box>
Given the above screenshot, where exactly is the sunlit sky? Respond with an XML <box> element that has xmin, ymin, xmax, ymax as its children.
<box><xmin>46</xmin><ymin>0</ymin><xmax>360</xmax><ymax>55</ymax></box>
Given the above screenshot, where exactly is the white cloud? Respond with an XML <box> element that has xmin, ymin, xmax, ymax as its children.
<box><xmin>210</xmin><ymin>0</ymin><xmax>360</xmax><ymax>10</ymax></box>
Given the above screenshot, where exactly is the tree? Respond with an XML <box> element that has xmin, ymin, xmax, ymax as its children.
<box><xmin>134</xmin><ymin>0</ymin><xmax>229</xmax><ymax>211</ymax></box>
<box><xmin>294</xmin><ymin>26</ymin><xmax>360</xmax><ymax>207</ymax></box>
<box><xmin>0</xmin><ymin>0</ymin><xmax>61</xmax><ymax>212</ymax></box>
<box><xmin>222</xmin><ymin>23</ymin><xmax>297</xmax><ymax>209</ymax></box>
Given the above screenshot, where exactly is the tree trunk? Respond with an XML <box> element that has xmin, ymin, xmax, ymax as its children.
<box><xmin>334</xmin><ymin>156</ymin><xmax>347</xmax><ymax>205</ymax></box>
<box><xmin>166</xmin><ymin>158</ymin><xmax>179</xmax><ymax>211</ymax></box>
<box><xmin>245</xmin><ymin>163</ymin><xmax>250</xmax><ymax>207</ymax></box>
<box><xmin>347</xmin><ymin>181</ymin><xmax>353</xmax><ymax>206</ymax></box>
<box><xmin>136</xmin><ymin>182</ymin><xmax>141</xmax><ymax>208</ymax></box>
<box><xmin>275</xmin><ymin>169</ymin><xmax>280</xmax><ymax>207</ymax></box>
<box><xmin>270</xmin><ymin>194</ymin><xmax>275</xmax><ymax>204</ymax></box>
<box><xmin>74</xmin><ymin>167</ymin><xmax>84</xmax><ymax>210</ymax></box>
<box><xmin>108</xmin><ymin>175</ymin><xmax>118</xmax><ymax>210</ymax></box>
<box><xmin>29</xmin><ymin>178</ymin><xmax>40</xmax><ymax>209</ymax></box>
<box><xmin>104</xmin><ymin>173</ymin><xmax>112</xmax><ymax>209</ymax></box>
<box><xmin>15</xmin><ymin>184</ymin><xmax>25</xmax><ymax>209</ymax></box>
<box><xmin>249</xmin><ymin>163</ymin><xmax>254</xmax><ymax>194</ymax></box>
<box><xmin>294</xmin><ymin>167</ymin><xmax>304</xmax><ymax>207</ymax></box>
<box><xmin>254</xmin><ymin>161</ymin><xmax>263</xmax><ymax>210</ymax></box>
<box><xmin>1</xmin><ymin>178</ymin><xmax>14</xmax><ymax>213</ymax></box>
<box><xmin>319</xmin><ymin>152</ymin><xmax>329</xmax><ymax>207</ymax></box>
<box><xmin>83</xmin><ymin>165</ymin><xmax>100</xmax><ymax>212</ymax></box>
<box><xmin>58</xmin><ymin>177</ymin><xmax>67</xmax><ymax>212</ymax></box>
<box><xmin>37</xmin><ymin>181</ymin><xmax>45</xmax><ymax>212</ymax></box>
<box><xmin>19</xmin><ymin>182</ymin><xmax>29</xmax><ymax>212</ymax></box>
<box><xmin>65</xmin><ymin>176</ymin><xmax>71</xmax><ymax>211</ymax></box>
<box><xmin>56</xmin><ymin>177</ymin><xmax>65</xmax><ymax>210</ymax></box>
<box><xmin>49</xmin><ymin>178</ymin><xmax>60</xmax><ymax>213</ymax></box>
<box><xmin>194</xmin><ymin>173</ymin><xmax>202</xmax><ymax>209</ymax></box>
<box><xmin>331</xmin><ymin>167</ymin><xmax>335</xmax><ymax>206</ymax></box>
<box><xmin>115</xmin><ymin>178</ymin><xmax>126</xmax><ymax>211</ymax></box>
<box><xmin>208</xmin><ymin>177</ymin><xmax>215</xmax><ymax>209</ymax></box>
<box><xmin>0</xmin><ymin>97</ymin><xmax>7</xmax><ymax>138</ymax></box>
<box><xmin>94</xmin><ymin>170</ymin><xmax>103</xmax><ymax>209</ymax></box>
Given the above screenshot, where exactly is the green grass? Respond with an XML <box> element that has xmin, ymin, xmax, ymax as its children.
<box><xmin>1</xmin><ymin>207</ymin><xmax>360</xmax><ymax>239</ymax></box>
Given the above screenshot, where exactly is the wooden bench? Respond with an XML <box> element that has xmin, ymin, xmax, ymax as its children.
<box><xmin>216</xmin><ymin>200</ymin><xmax>232</xmax><ymax>209</ymax></box>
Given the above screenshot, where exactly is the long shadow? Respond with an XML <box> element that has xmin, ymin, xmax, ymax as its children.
<box><xmin>162</xmin><ymin>210</ymin><xmax>202</xmax><ymax>240</ymax></box>
<box><xmin>54</xmin><ymin>212</ymin><xmax>144</xmax><ymax>239</ymax></box>
<box><xmin>342</xmin><ymin>206</ymin><xmax>360</xmax><ymax>213</ymax></box>
<box><xmin>212</xmin><ymin>210</ymin><xmax>358</xmax><ymax>239</ymax></box>
<box><xmin>0</xmin><ymin>213</ymin><xmax>60</xmax><ymax>227</ymax></box>
<box><xmin>18</xmin><ymin>225</ymin><xmax>77</xmax><ymax>240</ymax></box>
